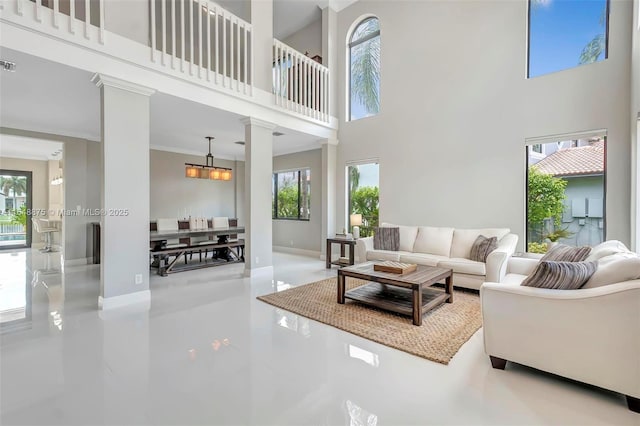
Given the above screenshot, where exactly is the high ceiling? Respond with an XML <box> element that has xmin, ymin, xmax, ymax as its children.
<box><xmin>274</xmin><ymin>0</ymin><xmax>359</xmax><ymax>39</ymax></box>
<box><xmin>0</xmin><ymin>134</ymin><xmax>63</xmax><ymax>161</ymax></box>
<box><xmin>0</xmin><ymin>48</ymin><xmax>320</xmax><ymax>160</ymax></box>
<box><xmin>218</xmin><ymin>0</ymin><xmax>358</xmax><ymax>40</ymax></box>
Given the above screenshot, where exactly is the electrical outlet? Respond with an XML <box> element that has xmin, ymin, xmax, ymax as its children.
<box><xmin>255</xmin><ymin>256</ymin><xmax>260</xmax><ymax>264</ymax></box>
<box><xmin>135</xmin><ymin>274</ymin><xmax>143</xmax><ymax>285</ymax></box>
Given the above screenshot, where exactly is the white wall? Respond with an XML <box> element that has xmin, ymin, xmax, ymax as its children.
<box><xmin>336</xmin><ymin>0</ymin><xmax>633</xmax><ymax>249</ymax></box>
<box><xmin>150</xmin><ymin>149</ymin><xmax>240</xmax><ymax>220</ymax></box>
<box><xmin>64</xmin><ymin>137</ymin><xmax>101</xmax><ymax>262</ymax></box>
<box><xmin>632</xmin><ymin>0</ymin><xmax>640</xmax><ymax>250</ymax></box>
<box><xmin>283</xmin><ymin>18</ymin><xmax>323</xmax><ymax>60</ymax></box>
<box><xmin>0</xmin><ymin>156</ymin><xmax>48</xmax><ymax>245</ymax></box>
<box><xmin>104</xmin><ymin>0</ymin><xmax>149</xmax><ymax>45</ymax></box>
<box><xmin>272</xmin><ymin>148</ymin><xmax>322</xmax><ymax>253</ymax></box>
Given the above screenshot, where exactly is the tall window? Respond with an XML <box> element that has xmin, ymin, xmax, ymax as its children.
<box><xmin>272</xmin><ymin>169</ymin><xmax>311</xmax><ymax>220</ymax></box>
<box><xmin>349</xmin><ymin>17</ymin><xmax>380</xmax><ymax>121</ymax></box>
<box><xmin>347</xmin><ymin>162</ymin><xmax>379</xmax><ymax>237</ymax></box>
<box><xmin>528</xmin><ymin>0</ymin><xmax>609</xmax><ymax>78</ymax></box>
<box><xmin>526</xmin><ymin>135</ymin><xmax>606</xmax><ymax>253</ymax></box>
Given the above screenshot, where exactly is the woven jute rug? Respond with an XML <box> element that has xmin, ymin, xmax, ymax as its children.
<box><xmin>257</xmin><ymin>277</ymin><xmax>482</xmax><ymax>365</ymax></box>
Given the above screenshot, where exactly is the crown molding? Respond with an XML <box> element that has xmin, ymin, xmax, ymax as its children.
<box><xmin>239</xmin><ymin>117</ymin><xmax>278</xmax><ymax>130</ymax></box>
<box><xmin>319</xmin><ymin>138</ymin><xmax>339</xmax><ymax>146</ymax></box>
<box><xmin>91</xmin><ymin>73</ymin><xmax>156</xmax><ymax>97</ymax></box>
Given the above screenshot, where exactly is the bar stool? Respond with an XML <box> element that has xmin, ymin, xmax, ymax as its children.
<box><xmin>32</xmin><ymin>218</ymin><xmax>59</xmax><ymax>252</ymax></box>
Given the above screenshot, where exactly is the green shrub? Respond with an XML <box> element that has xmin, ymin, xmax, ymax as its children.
<box><xmin>527</xmin><ymin>242</ymin><xmax>548</xmax><ymax>254</ymax></box>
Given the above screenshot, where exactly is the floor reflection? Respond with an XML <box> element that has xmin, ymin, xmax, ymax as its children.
<box><xmin>346</xmin><ymin>344</ymin><xmax>380</xmax><ymax>368</ymax></box>
<box><xmin>346</xmin><ymin>400</ymin><xmax>378</xmax><ymax>426</ymax></box>
<box><xmin>0</xmin><ymin>250</ymin><xmax>30</xmax><ymax>328</ymax></box>
<box><xmin>0</xmin><ymin>249</ymin><xmax>67</xmax><ymax>335</ymax></box>
<box><xmin>274</xmin><ymin>308</ymin><xmax>311</xmax><ymax>338</ymax></box>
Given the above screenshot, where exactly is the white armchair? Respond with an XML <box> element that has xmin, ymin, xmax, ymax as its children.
<box><xmin>481</xmin><ymin>256</ymin><xmax>640</xmax><ymax>412</ymax></box>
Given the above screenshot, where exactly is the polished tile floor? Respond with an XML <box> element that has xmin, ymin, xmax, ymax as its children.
<box><xmin>0</xmin><ymin>249</ymin><xmax>637</xmax><ymax>425</ymax></box>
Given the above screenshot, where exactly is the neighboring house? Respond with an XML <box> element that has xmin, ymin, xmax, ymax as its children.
<box><xmin>0</xmin><ymin>192</ymin><xmax>26</xmax><ymax>213</ymax></box>
<box><xmin>533</xmin><ymin>140</ymin><xmax>605</xmax><ymax>247</ymax></box>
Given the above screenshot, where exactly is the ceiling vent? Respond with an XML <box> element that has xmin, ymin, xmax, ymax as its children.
<box><xmin>272</xmin><ymin>131</ymin><xmax>285</xmax><ymax>137</ymax></box>
<box><xmin>0</xmin><ymin>60</ymin><xmax>16</xmax><ymax>72</ymax></box>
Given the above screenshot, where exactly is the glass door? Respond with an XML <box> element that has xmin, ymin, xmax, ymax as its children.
<box><xmin>0</xmin><ymin>170</ymin><xmax>32</xmax><ymax>249</ymax></box>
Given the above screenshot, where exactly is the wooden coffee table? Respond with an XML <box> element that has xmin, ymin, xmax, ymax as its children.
<box><xmin>337</xmin><ymin>262</ymin><xmax>453</xmax><ymax>326</ymax></box>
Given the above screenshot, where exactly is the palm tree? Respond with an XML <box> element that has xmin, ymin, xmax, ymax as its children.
<box><xmin>579</xmin><ymin>7</ymin><xmax>607</xmax><ymax>64</ymax></box>
<box><xmin>349</xmin><ymin>166</ymin><xmax>360</xmax><ymax>197</ymax></box>
<box><xmin>0</xmin><ymin>176</ymin><xmax>27</xmax><ymax>213</ymax></box>
<box><xmin>350</xmin><ymin>18</ymin><xmax>380</xmax><ymax>115</ymax></box>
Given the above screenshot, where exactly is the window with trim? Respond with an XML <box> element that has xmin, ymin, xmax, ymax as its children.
<box><xmin>347</xmin><ymin>162</ymin><xmax>379</xmax><ymax>237</ymax></box>
<box><xmin>528</xmin><ymin>0</ymin><xmax>609</xmax><ymax>78</ymax></box>
<box><xmin>526</xmin><ymin>135</ymin><xmax>606</xmax><ymax>254</ymax></box>
<box><xmin>349</xmin><ymin>17</ymin><xmax>380</xmax><ymax>121</ymax></box>
<box><xmin>272</xmin><ymin>169</ymin><xmax>311</xmax><ymax>220</ymax></box>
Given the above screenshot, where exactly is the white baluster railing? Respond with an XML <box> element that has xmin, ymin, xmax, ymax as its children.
<box><xmin>272</xmin><ymin>39</ymin><xmax>329</xmax><ymax>123</ymax></box>
<box><xmin>151</xmin><ymin>0</ymin><xmax>253</xmax><ymax>94</ymax></box>
<box><xmin>9</xmin><ymin>0</ymin><xmax>105</xmax><ymax>43</ymax></box>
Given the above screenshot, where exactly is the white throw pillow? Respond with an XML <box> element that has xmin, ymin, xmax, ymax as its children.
<box><xmin>381</xmin><ymin>223</ymin><xmax>418</xmax><ymax>253</ymax></box>
<box><xmin>582</xmin><ymin>252</ymin><xmax>640</xmax><ymax>288</ymax></box>
<box><xmin>412</xmin><ymin>227</ymin><xmax>454</xmax><ymax>257</ymax></box>
<box><xmin>584</xmin><ymin>240</ymin><xmax>631</xmax><ymax>262</ymax></box>
<box><xmin>450</xmin><ymin>228</ymin><xmax>510</xmax><ymax>259</ymax></box>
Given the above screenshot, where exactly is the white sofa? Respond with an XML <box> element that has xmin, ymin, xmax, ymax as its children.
<box><xmin>481</xmin><ymin>241</ymin><xmax>640</xmax><ymax>412</ymax></box>
<box><xmin>354</xmin><ymin>224</ymin><xmax>519</xmax><ymax>290</ymax></box>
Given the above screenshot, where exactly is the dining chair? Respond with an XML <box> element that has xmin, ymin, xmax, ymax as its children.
<box><xmin>155</xmin><ymin>218</ymin><xmax>188</xmax><ymax>265</ymax></box>
<box><xmin>190</xmin><ymin>217</ymin><xmax>212</xmax><ymax>261</ymax></box>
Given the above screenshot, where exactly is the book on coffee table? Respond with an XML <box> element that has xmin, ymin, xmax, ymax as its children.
<box><xmin>373</xmin><ymin>261</ymin><xmax>418</xmax><ymax>274</ymax></box>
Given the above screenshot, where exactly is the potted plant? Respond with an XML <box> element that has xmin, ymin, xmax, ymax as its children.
<box><xmin>543</xmin><ymin>227</ymin><xmax>573</xmax><ymax>251</ymax></box>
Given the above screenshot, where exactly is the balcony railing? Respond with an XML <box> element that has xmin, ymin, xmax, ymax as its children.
<box><xmin>273</xmin><ymin>39</ymin><xmax>329</xmax><ymax>123</ymax></box>
<box><xmin>151</xmin><ymin>0</ymin><xmax>253</xmax><ymax>95</ymax></box>
<box><xmin>6</xmin><ymin>0</ymin><xmax>105</xmax><ymax>43</ymax></box>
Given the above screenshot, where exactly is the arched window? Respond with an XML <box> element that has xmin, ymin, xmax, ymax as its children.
<box><xmin>349</xmin><ymin>17</ymin><xmax>380</xmax><ymax>121</ymax></box>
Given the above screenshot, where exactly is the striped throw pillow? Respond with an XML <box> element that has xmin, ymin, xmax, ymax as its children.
<box><xmin>373</xmin><ymin>227</ymin><xmax>400</xmax><ymax>251</ymax></box>
<box><xmin>541</xmin><ymin>244</ymin><xmax>591</xmax><ymax>262</ymax></box>
<box><xmin>469</xmin><ymin>235</ymin><xmax>498</xmax><ymax>262</ymax></box>
<box><xmin>521</xmin><ymin>261</ymin><xmax>598</xmax><ymax>290</ymax></box>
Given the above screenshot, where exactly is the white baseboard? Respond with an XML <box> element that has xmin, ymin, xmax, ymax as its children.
<box><xmin>244</xmin><ymin>265</ymin><xmax>274</xmax><ymax>277</ymax></box>
<box><xmin>273</xmin><ymin>246</ymin><xmax>321</xmax><ymax>258</ymax></box>
<box><xmin>64</xmin><ymin>257</ymin><xmax>91</xmax><ymax>267</ymax></box>
<box><xmin>98</xmin><ymin>290</ymin><xmax>150</xmax><ymax>311</ymax></box>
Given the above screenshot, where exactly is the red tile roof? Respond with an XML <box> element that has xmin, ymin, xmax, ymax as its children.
<box><xmin>533</xmin><ymin>141</ymin><xmax>604</xmax><ymax>177</ymax></box>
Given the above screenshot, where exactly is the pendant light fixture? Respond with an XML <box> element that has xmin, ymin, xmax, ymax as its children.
<box><xmin>185</xmin><ymin>136</ymin><xmax>232</xmax><ymax>181</ymax></box>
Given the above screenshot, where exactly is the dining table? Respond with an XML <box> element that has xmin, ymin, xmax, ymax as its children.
<box><xmin>149</xmin><ymin>226</ymin><xmax>245</xmax><ymax>245</ymax></box>
<box><xmin>149</xmin><ymin>226</ymin><xmax>245</xmax><ymax>276</ymax></box>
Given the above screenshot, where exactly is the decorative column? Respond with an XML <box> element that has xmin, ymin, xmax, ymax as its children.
<box><xmin>322</xmin><ymin>6</ymin><xmax>338</xmax><ymax>117</ymax></box>
<box><xmin>92</xmin><ymin>74</ymin><xmax>155</xmax><ymax>309</ymax></box>
<box><xmin>321</xmin><ymin>139</ymin><xmax>338</xmax><ymax>259</ymax></box>
<box><xmin>250</xmin><ymin>0</ymin><xmax>274</xmax><ymax>92</ymax></box>
<box><xmin>241</xmin><ymin>117</ymin><xmax>276</xmax><ymax>276</ymax></box>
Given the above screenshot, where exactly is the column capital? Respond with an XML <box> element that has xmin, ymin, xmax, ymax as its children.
<box><xmin>319</xmin><ymin>138</ymin><xmax>339</xmax><ymax>146</ymax></box>
<box><xmin>91</xmin><ymin>73</ymin><xmax>156</xmax><ymax>97</ymax></box>
<box><xmin>240</xmin><ymin>117</ymin><xmax>278</xmax><ymax>130</ymax></box>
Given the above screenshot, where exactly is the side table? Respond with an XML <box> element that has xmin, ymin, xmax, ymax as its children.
<box><xmin>326</xmin><ymin>238</ymin><xmax>356</xmax><ymax>268</ymax></box>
